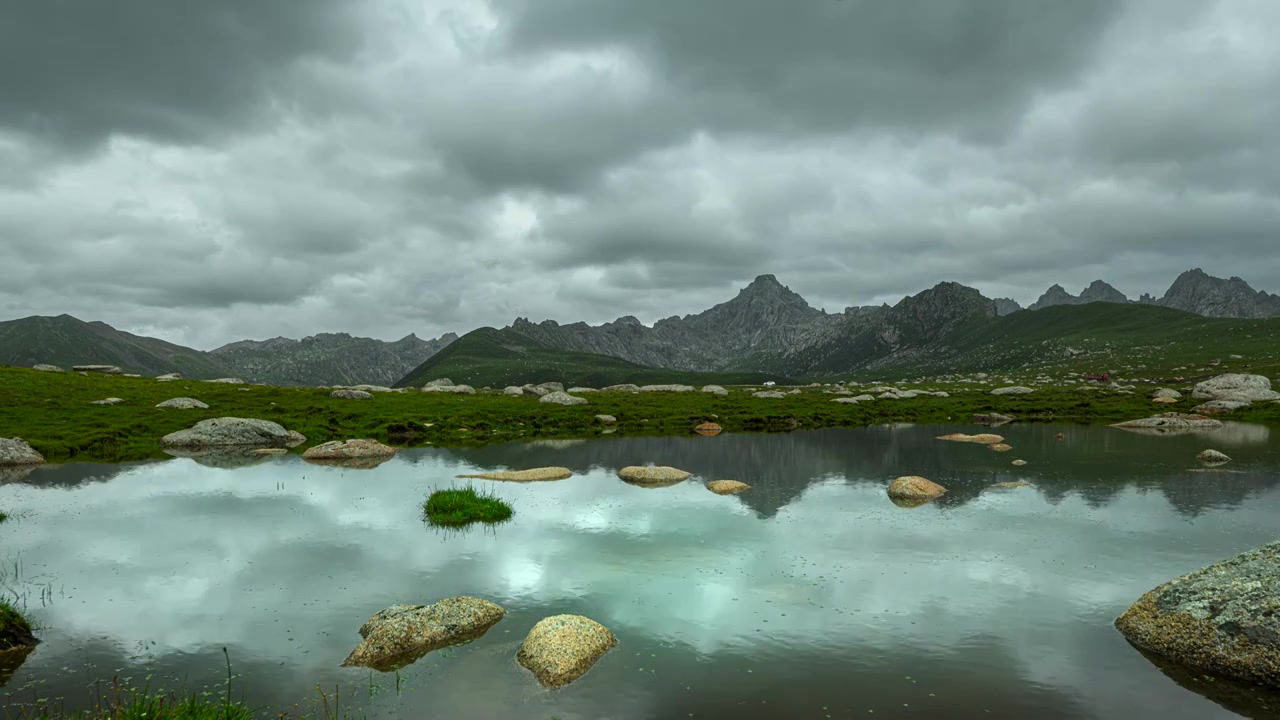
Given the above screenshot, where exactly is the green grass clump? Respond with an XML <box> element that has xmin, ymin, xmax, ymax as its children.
<box><xmin>0</xmin><ymin>511</ymin><xmax>8</xmax><ymax>523</ymax></box>
<box><xmin>0</xmin><ymin>598</ymin><xmax>37</xmax><ymax>651</ymax></box>
<box><xmin>423</xmin><ymin>485</ymin><xmax>513</xmax><ymax>528</ymax></box>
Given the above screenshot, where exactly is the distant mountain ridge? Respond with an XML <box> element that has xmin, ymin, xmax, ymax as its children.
<box><xmin>1028</xmin><ymin>270</ymin><xmax>1280</xmax><ymax>318</ymax></box>
<box><xmin>210</xmin><ymin>331</ymin><xmax>458</xmax><ymax>386</ymax></box>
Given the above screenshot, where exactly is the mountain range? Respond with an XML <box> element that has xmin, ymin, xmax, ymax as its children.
<box><xmin>3</xmin><ymin>269</ymin><xmax>1278</xmax><ymax>386</ymax></box>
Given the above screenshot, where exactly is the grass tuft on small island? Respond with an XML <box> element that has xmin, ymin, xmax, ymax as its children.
<box><xmin>423</xmin><ymin>485</ymin><xmax>513</xmax><ymax>528</ymax></box>
<box><xmin>0</xmin><ymin>598</ymin><xmax>37</xmax><ymax>652</ymax></box>
<box><xmin>0</xmin><ymin>510</ymin><xmax>8</xmax><ymax>523</ymax></box>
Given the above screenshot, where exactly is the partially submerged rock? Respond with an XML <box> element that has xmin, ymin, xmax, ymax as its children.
<box><xmin>694</xmin><ymin>422</ymin><xmax>722</xmax><ymax>436</ymax></box>
<box><xmin>1114</xmin><ymin>541</ymin><xmax>1280</xmax><ymax>687</ymax></box>
<box><xmin>1192</xmin><ymin>374</ymin><xmax>1280</xmax><ymax>402</ymax></box>
<box><xmin>302</xmin><ymin>439</ymin><xmax>397</xmax><ymax>460</ymax></box>
<box><xmin>1197</xmin><ymin>449</ymin><xmax>1231</xmax><ymax>465</ymax></box>
<box><xmin>457</xmin><ymin>467</ymin><xmax>573</xmax><ymax>482</ymax></box>
<box><xmin>0</xmin><ymin>438</ymin><xmax>43</xmax><ymax>467</ymax></box>
<box><xmin>160</xmin><ymin>417</ymin><xmax>306</xmax><ymax>448</ymax></box>
<box><xmin>989</xmin><ymin>443</ymin><xmax>1013</xmax><ymax>452</ymax></box>
<box><xmin>1011</xmin><ymin>459</ymin><xmax>1028</xmax><ymax>466</ymax></box>
<box><xmin>540</xmin><ymin>391</ymin><xmax>588</xmax><ymax>406</ymax></box>
<box><xmin>706</xmin><ymin>480</ymin><xmax>750</xmax><ymax>495</ymax></box>
<box><xmin>73</xmin><ymin>364</ymin><xmax>122</xmax><ymax>374</ymax></box>
<box><xmin>1112</xmin><ymin>413</ymin><xmax>1224</xmax><ymax>434</ymax></box>
<box><xmin>887</xmin><ymin>476</ymin><xmax>946</xmax><ymax>507</ymax></box>
<box><xmin>343</xmin><ymin>597</ymin><xmax>506</xmax><ymax>671</ymax></box>
<box><xmin>618</xmin><ymin>466</ymin><xmax>692</xmax><ymax>487</ymax></box>
<box><xmin>937</xmin><ymin>433</ymin><xmax>1005</xmax><ymax>445</ymax></box>
<box><xmin>156</xmin><ymin>397</ymin><xmax>209</xmax><ymax>409</ymax></box>
<box><xmin>331</xmin><ymin>389</ymin><xmax>374</xmax><ymax>400</ymax></box>
<box><xmin>517</xmin><ymin>614</ymin><xmax>618</xmax><ymax>688</ymax></box>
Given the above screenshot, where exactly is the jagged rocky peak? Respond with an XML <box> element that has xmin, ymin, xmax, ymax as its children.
<box><xmin>1030</xmin><ymin>280</ymin><xmax>1129</xmax><ymax>311</ymax></box>
<box><xmin>992</xmin><ymin>298</ymin><xmax>1022</xmax><ymax>316</ymax></box>
<box><xmin>1079</xmin><ymin>280</ymin><xmax>1129</xmax><ymax>304</ymax></box>
<box><xmin>1158</xmin><ymin>268</ymin><xmax>1280</xmax><ymax>318</ymax></box>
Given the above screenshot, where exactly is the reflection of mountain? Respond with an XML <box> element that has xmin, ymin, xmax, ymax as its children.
<box><xmin>436</xmin><ymin>423</ymin><xmax>1280</xmax><ymax>519</ymax></box>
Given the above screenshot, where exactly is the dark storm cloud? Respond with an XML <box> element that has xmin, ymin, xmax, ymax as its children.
<box><xmin>0</xmin><ymin>0</ymin><xmax>362</xmax><ymax>148</ymax></box>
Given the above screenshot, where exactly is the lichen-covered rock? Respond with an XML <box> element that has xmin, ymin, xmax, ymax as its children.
<box><xmin>330</xmin><ymin>389</ymin><xmax>374</xmax><ymax>400</ymax></box>
<box><xmin>536</xmin><ymin>381</ymin><xmax>565</xmax><ymax>393</ymax></box>
<box><xmin>618</xmin><ymin>466</ymin><xmax>692</xmax><ymax>486</ymax></box>
<box><xmin>423</xmin><ymin>384</ymin><xmax>476</xmax><ymax>394</ymax></box>
<box><xmin>155</xmin><ymin>373</ymin><xmax>182</xmax><ymax>381</ymax></box>
<box><xmin>540</xmin><ymin>391</ymin><xmax>588</xmax><ymax>406</ymax></box>
<box><xmin>1115</xmin><ymin>541</ymin><xmax>1280</xmax><ymax>687</ymax></box>
<box><xmin>887</xmin><ymin>476</ymin><xmax>946</xmax><ymax>507</ymax></box>
<box><xmin>0</xmin><ymin>438</ymin><xmax>44</xmax><ymax>467</ymax></box>
<box><xmin>602</xmin><ymin>384</ymin><xmax>640</xmax><ymax>393</ymax></box>
<box><xmin>706</xmin><ymin>480</ymin><xmax>750</xmax><ymax>495</ymax></box>
<box><xmin>302</xmin><ymin>439</ymin><xmax>397</xmax><ymax>460</ymax></box>
<box><xmin>342</xmin><ymin>597</ymin><xmax>506</xmax><ymax>671</ymax></box>
<box><xmin>753</xmin><ymin>390</ymin><xmax>787</xmax><ymax>399</ymax></box>
<box><xmin>73</xmin><ymin>365</ymin><xmax>122</xmax><ymax>374</ymax></box>
<box><xmin>595</xmin><ymin>414</ymin><xmax>616</xmax><ymax>424</ymax></box>
<box><xmin>1112</xmin><ymin>413</ymin><xmax>1224</xmax><ymax>434</ymax></box>
<box><xmin>1192</xmin><ymin>400</ymin><xmax>1251</xmax><ymax>415</ymax></box>
<box><xmin>1192</xmin><ymin>374</ymin><xmax>1280</xmax><ymax>402</ymax></box>
<box><xmin>991</xmin><ymin>386</ymin><xmax>1034</xmax><ymax>395</ymax></box>
<box><xmin>89</xmin><ymin>397</ymin><xmax>124</xmax><ymax>405</ymax></box>
<box><xmin>936</xmin><ymin>433</ymin><xmax>1005</xmax><ymax>445</ymax></box>
<box><xmin>31</xmin><ymin>364</ymin><xmax>62</xmax><ymax>372</ymax></box>
<box><xmin>1011</xmin><ymin>459</ymin><xmax>1028</xmax><ymax>467</ymax></box>
<box><xmin>517</xmin><ymin>614</ymin><xmax>618</xmax><ymax>688</ymax></box>
<box><xmin>989</xmin><ymin>443</ymin><xmax>1013</xmax><ymax>452</ymax></box>
<box><xmin>156</xmin><ymin>397</ymin><xmax>209</xmax><ymax>409</ymax></box>
<box><xmin>457</xmin><ymin>467</ymin><xmax>573</xmax><ymax>482</ymax></box>
<box><xmin>701</xmin><ymin>385</ymin><xmax>728</xmax><ymax>396</ymax></box>
<box><xmin>503</xmin><ymin>386</ymin><xmax>524</xmax><ymax>396</ymax></box>
<box><xmin>639</xmin><ymin>384</ymin><xmax>695</xmax><ymax>393</ymax></box>
<box><xmin>424</xmin><ymin>378</ymin><xmax>454</xmax><ymax>388</ymax></box>
<box><xmin>160</xmin><ymin>417</ymin><xmax>306</xmax><ymax>448</ymax></box>
<box><xmin>1197</xmin><ymin>449</ymin><xmax>1231</xmax><ymax>465</ymax></box>
<box><xmin>1153</xmin><ymin>388</ymin><xmax>1183</xmax><ymax>400</ymax></box>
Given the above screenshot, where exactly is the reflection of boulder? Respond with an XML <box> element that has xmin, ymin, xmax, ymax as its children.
<box><xmin>302</xmin><ymin>456</ymin><xmax>394</xmax><ymax>470</ymax></box>
<box><xmin>342</xmin><ymin>597</ymin><xmax>506</xmax><ymax>671</ymax></box>
<box><xmin>162</xmin><ymin>448</ymin><xmax>275</xmax><ymax>469</ymax></box>
<box><xmin>0</xmin><ymin>647</ymin><xmax>33</xmax><ymax>688</ymax></box>
<box><xmin>1111</xmin><ymin>413</ymin><xmax>1223</xmax><ymax>434</ymax></box>
<box><xmin>0</xmin><ymin>466</ymin><xmax>37</xmax><ymax>484</ymax></box>
<box><xmin>1125</xmin><ymin>641</ymin><xmax>1280</xmax><ymax>719</ymax></box>
<box><xmin>1203</xmin><ymin>422</ymin><xmax>1271</xmax><ymax>447</ymax></box>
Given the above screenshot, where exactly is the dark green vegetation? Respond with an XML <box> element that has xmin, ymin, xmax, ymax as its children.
<box><xmin>0</xmin><ymin>315</ymin><xmax>234</xmax><ymax>379</ymax></box>
<box><xmin>393</xmin><ymin>327</ymin><xmax>789</xmax><ymax>389</ymax></box>
<box><xmin>0</xmin><ymin>599</ymin><xmax>36</xmax><ymax>652</ymax></box>
<box><xmin>3</xmin><ymin>364</ymin><xmax>1280</xmax><ymax>465</ymax></box>
<box><xmin>423</xmin><ymin>486</ymin><xmax>513</xmax><ymax>527</ymax></box>
<box><xmin>0</xmin><ymin>511</ymin><xmax>7</xmax><ymax>524</ymax></box>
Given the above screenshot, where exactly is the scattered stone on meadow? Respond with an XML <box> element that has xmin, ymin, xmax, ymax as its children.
<box><xmin>1012</xmin><ymin>459</ymin><xmax>1028</xmax><ymax>466</ymax></box>
<box><xmin>1153</xmin><ymin>388</ymin><xmax>1183</xmax><ymax>400</ymax></box>
<box><xmin>1111</xmin><ymin>413</ymin><xmax>1224</xmax><ymax>434</ymax></box>
<box><xmin>618</xmin><ymin>465</ymin><xmax>693</xmax><ymax>486</ymax></box>
<box><xmin>753</xmin><ymin>390</ymin><xmax>787</xmax><ymax>399</ymax></box>
<box><xmin>595</xmin><ymin>414</ymin><xmax>617</xmax><ymax>424</ymax></box>
<box><xmin>343</xmin><ymin>597</ymin><xmax>507</xmax><ymax>672</ymax></box>
<box><xmin>423</xmin><ymin>384</ymin><xmax>476</xmax><ymax>394</ymax></box>
<box><xmin>517</xmin><ymin>614</ymin><xmax>618</xmax><ymax>688</ymax></box>
<box><xmin>850</xmin><ymin>394</ymin><xmax>876</xmax><ymax>402</ymax></box>
<box><xmin>90</xmin><ymin>397</ymin><xmax>124</xmax><ymax>405</ymax></box>
<box><xmin>973</xmin><ymin>413</ymin><xmax>1016</xmax><ymax>426</ymax></box>
<box><xmin>1192</xmin><ymin>374</ymin><xmax>1280</xmax><ymax>402</ymax></box>
<box><xmin>31</xmin><ymin>364</ymin><xmax>62</xmax><ymax>372</ymax></box>
<box><xmin>155</xmin><ymin>397</ymin><xmax>209</xmax><ymax>410</ymax></box>
<box><xmin>73</xmin><ymin>365</ymin><xmax>122</xmax><ymax>374</ymax></box>
<box><xmin>701</xmin><ymin>385</ymin><xmax>729</xmax><ymax>396</ymax></box>
<box><xmin>991</xmin><ymin>481</ymin><xmax>1033</xmax><ymax>489</ymax></box>
<box><xmin>0</xmin><ymin>438</ymin><xmax>44</xmax><ymax>467</ymax></box>
<box><xmin>122</xmin><ymin>373</ymin><xmax>141</xmax><ymax>378</ymax></box>
<box><xmin>1152</xmin><ymin>397</ymin><xmax>1178</xmax><ymax>404</ymax></box>
<box><xmin>424</xmin><ymin>378</ymin><xmax>454</xmax><ymax>388</ymax></box>
<box><xmin>832</xmin><ymin>397</ymin><xmax>860</xmax><ymax>404</ymax></box>
<box><xmin>989</xmin><ymin>443</ymin><xmax>1013</xmax><ymax>452</ymax></box>
<box><xmin>540</xmin><ymin>391</ymin><xmax>588</xmax><ymax>406</ymax></box>
<box><xmin>1114</xmin><ymin>541</ymin><xmax>1280</xmax><ymax>687</ymax></box>
<box><xmin>457</xmin><ymin>467</ymin><xmax>573</xmax><ymax>482</ymax></box>
<box><xmin>694</xmin><ymin>422</ymin><xmax>722</xmax><ymax>436</ymax></box>
<box><xmin>1192</xmin><ymin>400</ymin><xmax>1251</xmax><ymax>415</ymax></box>
<box><xmin>639</xmin><ymin>384</ymin><xmax>696</xmax><ymax>393</ymax></box>
<box><xmin>160</xmin><ymin>417</ymin><xmax>306</xmax><ymax>448</ymax></box>
<box><xmin>991</xmin><ymin>386</ymin><xmax>1035</xmax><ymax>395</ymax></box>
<box><xmin>602</xmin><ymin>384</ymin><xmax>641</xmax><ymax>392</ymax></box>
<box><xmin>567</xmin><ymin>387</ymin><xmax>598</xmax><ymax>393</ymax></box>
<box><xmin>155</xmin><ymin>373</ymin><xmax>182</xmax><ymax>381</ymax></box>
<box><xmin>534</xmin><ymin>381</ymin><xmax>565</xmax><ymax>393</ymax></box>
<box><xmin>887</xmin><ymin>476</ymin><xmax>947</xmax><ymax>506</ymax></box>
<box><xmin>1197</xmin><ymin>449</ymin><xmax>1232</xmax><ymax>465</ymax></box>
<box><xmin>330</xmin><ymin>389</ymin><xmax>374</xmax><ymax>400</ymax></box>
<box><xmin>204</xmin><ymin>377</ymin><xmax>247</xmax><ymax>384</ymax></box>
<box><xmin>936</xmin><ymin>433</ymin><xmax>1005</xmax><ymax>445</ymax></box>
<box><xmin>302</xmin><ymin>439</ymin><xmax>398</xmax><ymax>460</ymax></box>
<box><xmin>706</xmin><ymin>480</ymin><xmax>750</xmax><ymax>495</ymax></box>
<box><xmin>521</xmin><ymin>385</ymin><xmax>550</xmax><ymax>397</ymax></box>
<box><xmin>346</xmin><ymin>384</ymin><xmax>394</xmax><ymax>393</ymax></box>
<box><xmin>503</xmin><ymin>386</ymin><xmax>523</xmax><ymax>396</ymax></box>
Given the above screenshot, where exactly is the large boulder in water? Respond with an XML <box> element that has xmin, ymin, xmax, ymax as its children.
<box><xmin>302</xmin><ymin>439</ymin><xmax>397</xmax><ymax>462</ymax></box>
<box><xmin>457</xmin><ymin>467</ymin><xmax>573</xmax><ymax>482</ymax></box>
<box><xmin>0</xmin><ymin>438</ymin><xmax>43</xmax><ymax>467</ymax></box>
<box><xmin>887</xmin><ymin>476</ymin><xmax>946</xmax><ymax>507</ymax></box>
<box><xmin>342</xmin><ymin>597</ymin><xmax>506</xmax><ymax>671</ymax></box>
<box><xmin>618</xmin><ymin>466</ymin><xmax>692</xmax><ymax>487</ymax></box>
<box><xmin>1111</xmin><ymin>413</ymin><xmax>1224</xmax><ymax>434</ymax></box>
<box><xmin>706</xmin><ymin>480</ymin><xmax>750</xmax><ymax>495</ymax></box>
<box><xmin>517</xmin><ymin>614</ymin><xmax>618</xmax><ymax>688</ymax></box>
<box><xmin>1192</xmin><ymin>374</ymin><xmax>1280</xmax><ymax>402</ymax></box>
<box><xmin>160</xmin><ymin>417</ymin><xmax>306</xmax><ymax>448</ymax></box>
<box><xmin>1115</xmin><ymin>541</ymin><xmax>1280</xmax><ymax>687</ymax></box>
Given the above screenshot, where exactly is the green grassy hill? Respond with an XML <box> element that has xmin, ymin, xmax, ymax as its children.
<box><xmin>0</xmin><ymin>314</ymin><xmax>234</xmax><ymax>378</ymax></box>
<box><xmin>393</xmin><ymin>327</ymin><xmax>791</xmax><ymax>388</ymax></box>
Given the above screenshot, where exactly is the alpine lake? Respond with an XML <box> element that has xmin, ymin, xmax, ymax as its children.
<box><xmin>3</xmin><ymin>422</ymin><xmax>1280</xmax><ymax>719</ymax></box>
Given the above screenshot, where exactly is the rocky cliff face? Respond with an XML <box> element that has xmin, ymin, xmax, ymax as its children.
<box><xmin>1029</xmin><ymin>280</ymin><xmax>1130</xmax><ymax>310</ymax></box>
<box><xmin>1157</xmin><ymin>269</ymin><xmax>1280</xmax><ymax>318</ymax></box>
<box><xmin>992</xmin><ymin>298</ymin><xmax>1022</xmax><ymax>316</ymax></box>
<box><xmin>212</xmin><ymin>331</ymin><xmax>457</xmax><ymax>386</ymax></box>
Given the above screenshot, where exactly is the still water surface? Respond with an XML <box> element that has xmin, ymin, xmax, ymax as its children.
<box><xmin>2</xmin><ymin>423</ymin><xmax>1280</xmax><ymax>719</ymax></box>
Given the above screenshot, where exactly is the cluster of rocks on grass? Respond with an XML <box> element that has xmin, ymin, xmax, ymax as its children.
<box><xmin>343</xmin><ymin>596</ymin><xmax>616</xmax><ymax>688</ymax></box>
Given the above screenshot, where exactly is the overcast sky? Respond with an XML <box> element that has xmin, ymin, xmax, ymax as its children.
<box><xmin>2</xmin><ymin>1</ymin><xmax>1278</xmax><ymax>350</ymax></box>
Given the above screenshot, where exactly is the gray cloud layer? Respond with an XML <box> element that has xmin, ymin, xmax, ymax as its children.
<box><xmin>1</xmin><ymin>0</ymin><xmax>1277</xmax><ymax>349</ymax></box>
